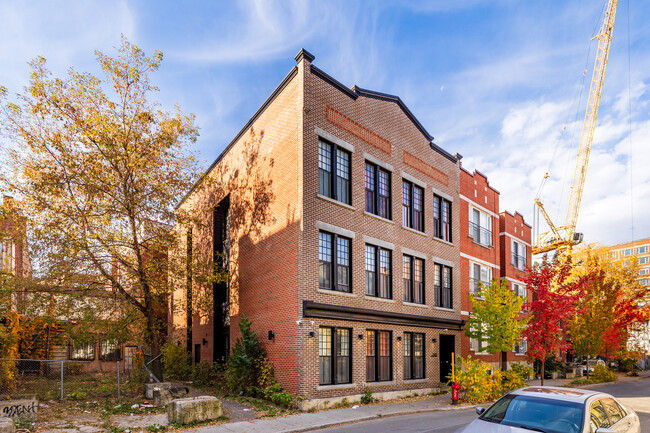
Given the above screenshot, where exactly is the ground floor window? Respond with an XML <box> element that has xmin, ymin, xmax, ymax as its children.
<box><xmin>69</xmin><ymin>341</ymin><xmax>95</xmax><ymax>360</ymax></box>
<box><xmin>319</xmin><ymin>327</ymin><xmax>351</xmax><ymax>385</ymax></box>
<box><xmin>404</xmin><ymin>332</ymin><xmax>425</xmax><ymax>379</ymax></box>
<box><xmin>366</xmin><ymin>330</ymin><xmax>392</xmax><ymax>382</ymax></box>
<box><xmin>100</xmin><ymin>339</ymin><xmax>122</xmax><ymax>361</ymax></box>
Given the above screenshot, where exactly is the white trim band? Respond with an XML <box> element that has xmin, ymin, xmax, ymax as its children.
<box><xmin>501</xmin><ymin>276</ymin><xmax>527</xmax><ymax>286</ymax></box>
<box><xmin>459</xmin><ymin>194</ymin><xmax>499</xmax><ymax>218</ymax></box>
<box><xmin>499</xmin><ymin>232</ymin><xmax>531</xmax><ymax>247</ymax></box>
<box><xmin>460</xmin><ymin>252</ymin><xmax>500</xmax><ymax>269</ymax></box>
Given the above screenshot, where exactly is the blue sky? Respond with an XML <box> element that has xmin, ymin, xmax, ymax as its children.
<box><xmin>1</xmin><ymin>0</ymin><xmax>649</xmax><ymax>247</ymax></box>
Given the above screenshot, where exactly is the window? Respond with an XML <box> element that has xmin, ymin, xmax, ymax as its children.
<box><xmin>403</xmin><ymin>255</ymin><xmax>424</xmax><ymax>304</ymax></box>
<box><xmin>318</xmin><ymin>140</ymin><xmax>350</xmax><ymax>204</ymax></box>
<box><xmin>469</xmin><ymin>207</ymin><xmax>492</xmax><ymax>247</ymax></box>
<box><xmin>470</xmin><ymin>263</ymin><xmax>492</xmax><ymax>296</ymax></box>
<box><xmin>639</xmin><ymin>268</ymin><xmax>649</xmax><ymax>276</ymax></box>
<box><xmin>433</xmin><ymin>195</ymin><xmax>452</xmax><ymax>242</ymax></box>
<box><xmin>404</xmin><ymin>332</ymin><xmax>425</xmax><ymax>380</ymax></box>
<box><xmin>365</xmin><ymin>163</ymin><xmax>391</xmax><ymax>219</ymax></box>
<box><xmin>589</xmin><ymin>400</ymin><xmax>612</xmax><ymax>429</ymax></box>
<box><xmin>319</xmin><ymin>231</ymin><xmax>351</xmax><ymax>292</ymax></box>
<box><xmin>511</xmin><ymin>240</ymin><xmax>527</xmax><ymax>270</ymax></box>
<box><xmin>513</xmin><ymin>339</ymin><xmax>527</xmax><ymax>355</ymax></box>
<box><xmin>600</xmin><ymin>398</ymin><xmax>624</xmax><ymax>426</ymax></box>
<box><xmin>402</xmin><ymin>181</ymin><xmax>424</xmax><ymax>231</ymax></box>
<box><xmin>69</xmin><ymin>342</ymin><xmax>95</xmax><ymax>360</ymax></box>
<box><xmin>639</xmin><ymin>257</ymin><xmax>649</xmax><ymax>264</ymax></box>
<box><xmin>640</xmin><ymin>278</ymin><xmax>649</xmax><ymax>286</ymax></box>
<box><xmin>319</xmin><ymin>327</ymin><xmax>351</xmax><ymax>385</ymax></box>
<box><xmin>636</xmin><ymin>246</ymin><xmax>648</xmax><ymax>255</ymax></box>
<box><xmin>366</xmin><ymin>330</ymin><xmax>392</xmax><ymax>382</ymax></box>
<box><xmin>365</xmin><ymin>245</ymin><xmax>392</xmax><ymax>299</ymax></box>
<box><xmin>513</xmin><ymin>283</ymin><xmax>527</xmax><ymax>311</ymax></box>
<box><xmin>622</xmin><ymin>248</ymin><xmax>633</xmax><ymax>257</ymax></box>
<box><xmin>611</xmin><ymin>251</ymin><xmax>617</xmax><ymax>259</ymax></box>
<box><xmin>469</xmin><ymin>324</ymin><xmax>488</xmax><ymax>354</ymax></box>
<box><xmin>100</xmin><ymin>339</ymin><xmax>121</xmax><ymax>361</ymax></box>
<box><xmin>434</xmin><ymin>263</ymin><xmax>453</xmax><ymax>308</ymax></box>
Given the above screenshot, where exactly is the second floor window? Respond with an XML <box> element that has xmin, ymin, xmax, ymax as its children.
<box><xmin>365</xmin><ymin>163</ymin><xmax>391</xmax><ymax>219</ymax></box>
<box><xmin>402</xmin><ymin>181</ymin><xmax>424</xmax><ymax>231</ymax></box>
<box><xmin>403</xmin><ymin>255</ymin><xmax>424</xmax><ymax>304</ymax></box>
<box><xmin>511</xmin><ymin>240</ymin><xmax>526</xmax><ymax>270</ymax></box>
<box><xmin>318</xmin><ymin>140</ymin><xmax>350</xmax><ymax>204</ymax></box>
<box><xmin>433</xmin><ymin>195</ymin><xmax>452</xmax><ymax>242</ymax></box>
<box><xmin>470</xmin><ymin>263</ymin><xmax>492</xmax><ymax>296</ymax></box>
<box><xmin>434</xmin><ymin>263</ymin><xmax>452</xmax><ymax>309</ymax></box>
<box><xmin>319</xmin><ymin>231</ymin><xmax>351</xmax><ymax>292</ymax></box>
<box><xmin>636</xmin><ymin>246</ymin><xmax>648</xmax><ymax>254</ymax></box>
<box><xmin>640</xmin><ymin>257</ymin><xmax>649</xmax><ymax>264</ymax></box>
<box><xmin>365</xmin><ymin>245</ymin><xmax>392</xmax><ymax>299</ymax></box>
<box><xmin>469</xmin><ymin>207</ymin><xmax>492</xmax><ymax>247</ymax></box>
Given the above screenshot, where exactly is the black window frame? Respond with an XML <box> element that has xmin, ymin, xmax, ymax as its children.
<box><xmin>403</xmin><ymin>255</ymin><xmax>425</xmax><ymax>304</ymax></box>
<box><xmin>319</xmin><ymin>231</ymin><xmax>352</xmax><ymax>293</ymax></box>
<box><xmin>365</xmin><ymin>162</ymin><xmax>391</xmax><ymax>220</ymax></box>
<box><xmin>99</xmin><ymin>339</ymin><xmax>122</xmax><ymax>361</ymax></box>
<box><xmin>319</xmin><ymin>327</ymin><xmax>352</xmax><ymax>385</ymax></box>
<box><xmin>402</xmin><ymin>180</ymin><xmax>424</xmax><ymax>232</ymax></box>
<box><xmin>365</xmin><ymin>244</ymin><xmax>392</xmax><ymax>299</ymax></box>
<box><xmin>69</xmin><ymin>341</ymin><xmax>95</xmax><ymax>361</ymax></box>
<box><xmin>318</xmin><ymin>139</ymin><xmax>351</xmax><ymax>205</ymax></box>
<box><xmin>403</xmin><ymin>332</ymin><xmax>425</xmax><ymax>380</ymax></box>
<box><xmin>434</xmin><ymin>263</ymin><xmax>453</xmax><ymax>309</ymax></box>
<box><xmin>433</xmin><ymin>194</ymin><xmax>452</xmax><ymax>242</ymax></box>
<box><xmin>366</xmin><ymin>330</ymin><xmax>392</xmax><ymax>382</ymax></box>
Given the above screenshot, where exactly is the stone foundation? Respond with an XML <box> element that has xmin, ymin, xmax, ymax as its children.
<box><xmin>298</xmin><ymin>386</ymin><xmax>441</xmax><ymax>411</ymax></box>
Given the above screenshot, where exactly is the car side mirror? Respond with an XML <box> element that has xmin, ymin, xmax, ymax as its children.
<box><xmin>476</xmin><ymin>407</ymin><xmax>485</xmax><ymax>415</ymax></box>
<box><xmin>595</xmin><ymin>428</ymin><xmax>615</xmax><ymax>433</ymax></box>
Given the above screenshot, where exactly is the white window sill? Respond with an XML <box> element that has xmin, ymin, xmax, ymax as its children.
<box><xmin>472</xmin><ymin>352</ymin><xmax>490</xmax><ymax>356</ymax></box>
<box><xmin>514</xmin><ymin>353</ymin><xmax>527</xmax><ymax>357</ymax></box>
<box><xmin>403</xmin><ymin>301</ymin><xmax>429</xmax><ymax>308</ymax></box>
<box><xmin>317</xmin><ymin>288</ymin><xmax>357</xmax><ymax>298</ymax></box>
<box><xmin>367</xmin><ymin>380</ymin><xmax>395</xmax><ymax>387</ymax></box>
<box><xmin>401</xmin><ymin>225</ymin><xmax>428</xmax><ymax>237</ymax></box>
<box><xmin>433</xmin><ymin>237</ymin><xmax>455</xmax><ymax>247</ymax></box>
<box><xmin>432</xmin><ymin>306</ymin><xmax>455</xmax><ymax>312</ymax></box>
<box><xmin>317</xmin><ymin>383</ymin><xmax>358</xmax><ymax>391</ymax></box>
<box><xmin>317</xmin><ymin>194</ymin><xmax>356</xmax><ymax>211</ymax></box>
<box><xmin>363</xmin><ymin>211</ymin><xmax>395</xmax><ymax>225</ymax></box>
<box><xmin>403</xmin><ymin>378</ymin><xmax>429</xmax><ymax>384</ymax></box>
<box><xmin>364</xmin><ymin>295</ymin><xmax>396</xmax><ymax>303</ymax></box>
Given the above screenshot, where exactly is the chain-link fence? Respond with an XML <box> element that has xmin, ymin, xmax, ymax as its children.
<box><xmin>0</xmin><ymin>358</ymin><xmax>146</xmax><ymax>401</ymax></box>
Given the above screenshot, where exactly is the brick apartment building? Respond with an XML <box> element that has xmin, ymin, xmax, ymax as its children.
<box><xmin>457</xmin><ymin>170</ymin><xmax>532</xmax><ymax>370</ymax></box>
<box><xmin>171</xmin><ymin>49</ymin><xmax>531</xmax><ymax>408</ymax></box>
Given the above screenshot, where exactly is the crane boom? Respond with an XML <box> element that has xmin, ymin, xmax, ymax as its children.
<box><xmin>533</xmin><ymin>0</ymin><xmax>617</xmax><ymax>255</ymax></box>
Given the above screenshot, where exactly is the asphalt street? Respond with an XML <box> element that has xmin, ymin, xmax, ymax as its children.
<box><xmin>314</xmin><ymin>377</ymin><xmax>650</xmax><ymax>433</ymax></box>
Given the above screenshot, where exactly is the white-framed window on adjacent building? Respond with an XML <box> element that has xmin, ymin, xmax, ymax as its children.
<box><xmin>469</xmin><ymin>323</ymin><xmax>489</xmax><ymax>354</ymax></box>
<box><xmin>513</xmin><ymin>339</ymin><xmax>527</xmax><ymax>355</ymax></box>
<box><xmin>470</xmin><ymin>262</ymin><xmax>492</xmax><ymax>296</ymax></box>
<box><xmin>640</xmin><ymin>278</ymin><xmax>649</xmax><ymax>286</ymax></box>
<box><xmin>611</xmin><ymin>251</ymin><xmax>618</xmax><ymax>259</ymax></box>
<box><xmin>511</xmin><ymin>240</ymin><xmax>527</xmax><ymax>271</ymax></box>
<box><xmin>639</xmin><ymin>257</ymin><xmax>649</xmax><ymax>264</ymax></box>
<box><xmin>636</xmin><ymin>246</ymin><xmax>648</xmax><ymax>255</ymax></box>
<box><xmin>622</xmin><ymin>248</ymin><xmax>634</xmax><ymax>257</ymax></box>
<box><xmin>513</xmin><ymin>283</ymin><xmax>527</xmax><ymax>311</ymax></box>
<box><xmin>469</xmin><ymin>207</ymin><xmax>492</xmax><ymax>247</ymax></box>
<box><xmin>639</xmin><ymin>268</ymin><xmax>649</xmax><ymax>276</ymax></box>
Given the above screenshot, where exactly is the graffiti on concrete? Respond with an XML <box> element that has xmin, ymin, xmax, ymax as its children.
<box><xmin>0</xmin><ymin>399</ymin><xmax>37</xmax><ymax>419</ymax></box>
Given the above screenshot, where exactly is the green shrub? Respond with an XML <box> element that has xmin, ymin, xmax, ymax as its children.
<box><xmin>270</xmin><ymin>391</ymin><xmax>292</xmax><ymax>408</ymax></box>
<box><xmin>360</xmin><ymin>386</ymin><xmax>375</xmax><ymax>404</ymax></box>
<box><xmin>161</xmin><ymin>342</ymin><xmax>192</xmax><ymax>381</ymax></box>
<box><xmin>510</xmin><ymin>362</ymin><xmax>534</xmax><ymax>380</ymax></box>
<box><xmin>618</xmin><ymin>358</ymin><xmax>635</xmax><ymax>373</ymax></box>
<box><xmin>593</xmin><ymin>365</ymin><xmax>616</xmax><ymax>383</ymax></box>
<box><xmin>501</xmin><ymin>370</ymin><xmax>526</xmax><ymax>390</ymax></box>
<box><xmin>67</xmin><ymin>391</ymin><xmax>87</xmax><ymax>401</ymax></box>
<box><xmin>225</xmin><ymin>315</ymin><xmax>265</xmax><ymax>392</ymax></box>
<box><xmin>193</xmin><ymin>361</ymin><xmax>214</xmax><ymax>386</ymax></box>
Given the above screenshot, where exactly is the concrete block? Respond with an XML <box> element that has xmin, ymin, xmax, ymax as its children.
<box><xmin>145</xmin><ymin>382</ymin><xmax>171</xmax><ymax>400</ymax></box>
<box><xmin>0</xmin><ymin>418</ymin><xmax>14</xmax><ymax>433</ymax></box>
<box><xmin>565</xmin><ymin>371</ymin><xmax>575</xmax><ymax>379</ymax></box>
<box><xmin>167</xmin><ymin>396</ymin><xmax>222</xmax><ymax>425</ymax></box>
<box><xmin>0</xmin><ymin>398</ymin><xmax>37</xmax><ymax>421</ymax></box>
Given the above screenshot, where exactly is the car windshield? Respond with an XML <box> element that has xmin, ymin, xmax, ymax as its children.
<box><xmin>481</xmin><ymin>394</ymin><xmax>584</xmax><ymax>433</ymax></box>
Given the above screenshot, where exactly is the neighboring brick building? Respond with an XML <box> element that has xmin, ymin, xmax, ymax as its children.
<box><xmin>172</xmin><ymin>49</ymin><xmax>469</xmax><ymax>408</ymax></box>
<box><xmin>457</xmin><ymin>168</ymin><xmax>532</xmax><ymax>370</ymax></box>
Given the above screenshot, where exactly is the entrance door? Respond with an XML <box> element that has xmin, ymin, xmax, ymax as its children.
<box><xmin>124</xmin><ymin>346</ymin><xmax>137</xmax><ymax>372</ymax></box>
<box><xmin>439</xmin><ymin>334</ymin><xmax>455</xmax><ymax>383</ymax></box>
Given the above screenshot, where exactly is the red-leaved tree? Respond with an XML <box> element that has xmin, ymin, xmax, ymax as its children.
<box><xmin>523</xmin><ymin>256</ymin><xmax>591</xmax><ymax>385</ymax></box>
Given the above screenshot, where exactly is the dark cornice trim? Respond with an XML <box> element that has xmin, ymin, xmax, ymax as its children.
<box><xmin>430</xmin><ymin>143</ymin><xmax>461</xmax><ymax>164</ymax></box>
<box><xmin>310</xmin><ymin>65</ymin><xmax>358</xmax><ymax>100</ymax></box>
<box><xmin>295</xmin><ymin>48</ymin><xmax>315</xmax><ymax>64</ymax></box>
<box><xmin>303</xmin><ymin>301</ymin><xmax>465</xmax><ymax>330</ymax></box>
<box><xmin>176</xmin><ymin>66</ymin><xmax>299</xmax><ymax>209</ymax></box>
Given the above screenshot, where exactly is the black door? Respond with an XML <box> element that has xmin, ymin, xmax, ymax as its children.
<box><xmin>194</xmin><ymin>343</ymin><xmax>201</xmax><ymax>364</ymax></box>
<box><xmin>439</xmin><ymin>334</ymin><xmax>455</xmax><ymax>383</ymax></box>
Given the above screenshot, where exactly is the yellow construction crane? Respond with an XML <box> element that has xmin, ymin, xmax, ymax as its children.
<box><xmin>533</xmin><ymin>0</ymin><xmax>618</xmax><ymax>255</ymax></box>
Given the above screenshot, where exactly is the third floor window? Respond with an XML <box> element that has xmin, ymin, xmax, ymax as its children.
<box><xmin>433</xmin><ymin>195</ymin><xmax>452</xmax><ymax>242</ymax></box>
<box><xmin>511</xmin><ymin>240</ymin><xmax>527</xmax><ymax>271</ymax></box>
<box><xmin>469</xmin><ymin>207</ymin><xmax>492</xmax><ymax>247</ymax></box>
<box><xmin>365</xmin><ymin>163</ymin><xmax>391</xmax><ymax>219</ymax></box>
<box><xmin>402</xmin><ymin>181</ymin><xmax>424</xmax><ymax>232</ymax></box>
<box><xmin>318</xmin><ymin>140</ymin><xmax>350</xmax><ymax>205</ymax></box>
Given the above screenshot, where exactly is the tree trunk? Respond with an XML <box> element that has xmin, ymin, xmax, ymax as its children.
<box><xmin>146</xmin><ymin>306</ymin><xmax>164</xmax><ymax>381</ymax></box>
<box><xmin>501</xmin><ymin>351</ymin><xmax>507</xmax><ymax>371</ymax></box>
<box><xmin>541</xmin><ymin>359</ymin><xmax>545</xmax><ymax>386</ymax></box>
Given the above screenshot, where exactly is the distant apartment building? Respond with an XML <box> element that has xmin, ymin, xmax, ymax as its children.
<box><xmin>1</xmin><ymin>196</ymin><xmax>30</xmax><ymax>281</ymax></box>
<box><xmin>170</xmin><ymin>49</ymin><xmax>531</xmax><ymax>407</ymax></box>
<box><xmin>458</xmin><ymin>169</ymin><xmax>532</xmax><ymax>370</ymax></box>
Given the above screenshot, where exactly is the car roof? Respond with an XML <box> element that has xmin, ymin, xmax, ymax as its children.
<box><xmin>510</xmin><ymin>386</ymin><xmax>607</xmax><ymax>403</ymax></box>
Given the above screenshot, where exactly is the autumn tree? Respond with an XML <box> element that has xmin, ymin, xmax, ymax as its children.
<box><xmin>465</xmin><ymin>279</ymin><xmax>529</xmax><ymax>371</ymax></box>
<box><xmin>523</xmin><ymin>256</ymin><xmax>591</xmax><ymax>385</ymax></box>
<box><xmin>0</xmin><ymin>37</ymin><xmax>200</xmax><ymax>379</ymax></box>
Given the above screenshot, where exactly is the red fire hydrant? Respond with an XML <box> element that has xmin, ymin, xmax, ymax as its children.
<box><xmin>451</xmin><ymin>382</ymin><xmax>461</xmax><ymax>405</ymax></box>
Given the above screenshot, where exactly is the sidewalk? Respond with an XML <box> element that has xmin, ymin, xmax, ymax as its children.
<box><xmin>192</xmin><ymin>370</ymin><xmax>650</xmax><ymax>433</ymax></box>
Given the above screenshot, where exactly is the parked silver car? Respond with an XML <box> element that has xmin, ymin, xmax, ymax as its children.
<box><xmin>455</xmin><ymin>386</ymin><xmax>640</xmax><ymax>433</ymax></box>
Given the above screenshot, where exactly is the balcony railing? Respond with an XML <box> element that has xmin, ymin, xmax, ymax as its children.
<box><xmin>469</xmin><ymin>222</ymin><xmax>492</xmax><ymax>247</ymax></box>
<box><xmin>470</xmin><ymin>277</ymin><xmax>490</xmax><ymax>296</ymax></box>
<box><xmin>511</xmin><ymin>253</ymin><xmax>526</xmax><ymax>270</ymax></box>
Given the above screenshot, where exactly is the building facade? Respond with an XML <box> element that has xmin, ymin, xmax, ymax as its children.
<box><xmin>171</xmin><ymin>49</ymin><xmax>531</xmax><ymax>408</ymax></box>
